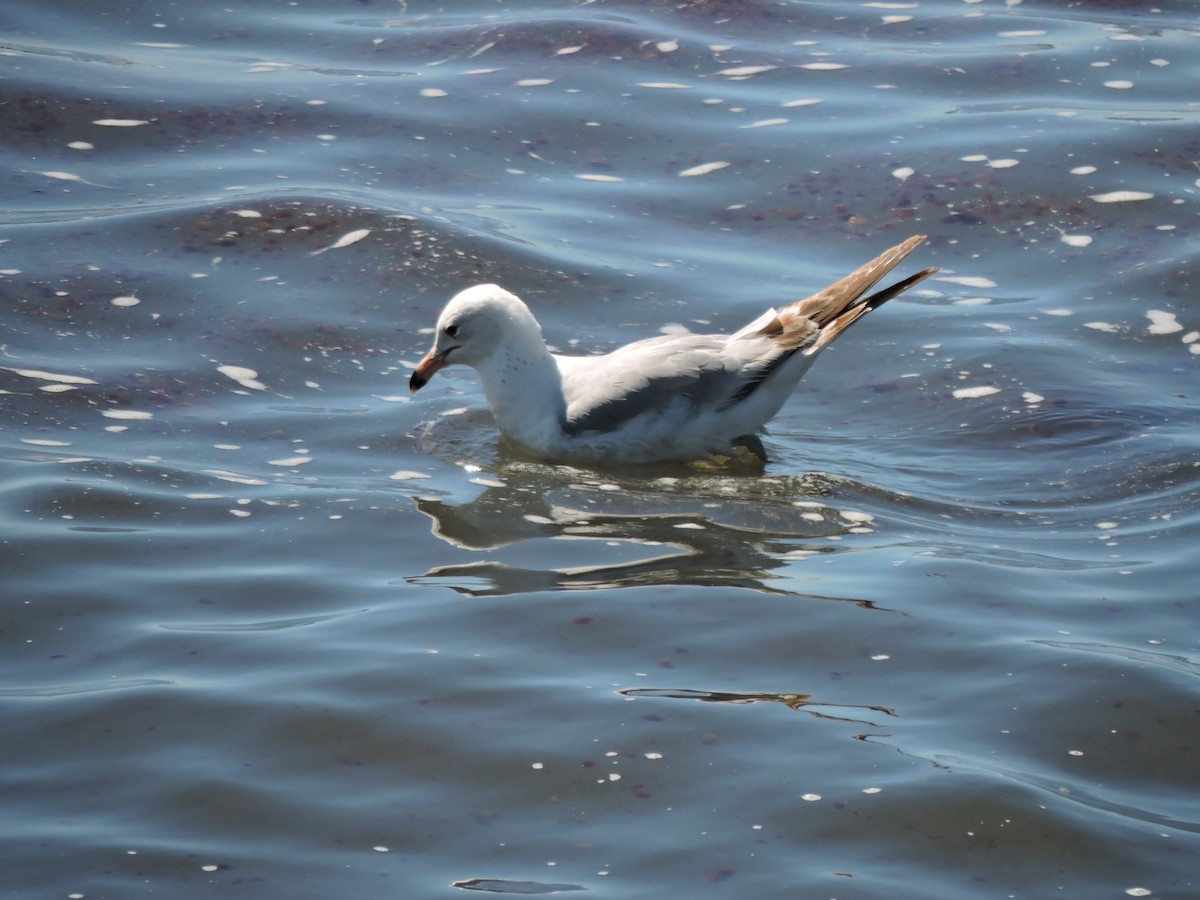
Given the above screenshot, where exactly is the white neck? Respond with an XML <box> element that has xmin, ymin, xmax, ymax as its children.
<box><xmin>475</xmin><ymin>338</ymin><xmax>566</xmax><ymax>452</ymax></box>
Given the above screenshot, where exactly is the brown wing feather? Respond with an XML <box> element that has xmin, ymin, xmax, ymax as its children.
<box><xmin>758</xmin><ymin>234</ymin><xmax>936</xmax><ymax>353</ymax></box>
<box><xmin>809</xmin><ymin>265</ymin><xmax>937</xmax><ymax>354</ymax></box>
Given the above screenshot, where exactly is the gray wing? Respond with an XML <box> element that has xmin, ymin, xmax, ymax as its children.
<box><xmin>557</xmin><ymin>332</ymin><xmax>789</xmax><ymax>435</ymax></box>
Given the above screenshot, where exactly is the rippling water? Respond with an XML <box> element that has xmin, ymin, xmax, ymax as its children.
<box><xmin>3</xmin><ymin>1</ymin><xmax>1198</xmax><ymax>897</ymax></box>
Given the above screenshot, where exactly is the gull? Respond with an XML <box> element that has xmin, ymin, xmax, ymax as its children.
<box><xmin>409</xmin><ymin>234</ymin><xmax>935</xmax><ymax>464</ymax></box>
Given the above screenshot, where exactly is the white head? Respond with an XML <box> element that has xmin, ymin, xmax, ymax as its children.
<box><xmin>409</xmin><ymin>284</ymin><xmax>543</xmax><ymax>392</ymax></box>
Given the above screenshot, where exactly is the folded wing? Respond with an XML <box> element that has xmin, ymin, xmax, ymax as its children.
<box><xmin>559</xmin><ymin>332</ymin><xmax>785</xmax><ymax>435</ymax></box>
<box><xmin>559</xmin><ymin>235</ymin><xmax>936</xmax><ymax>437</ymax></box>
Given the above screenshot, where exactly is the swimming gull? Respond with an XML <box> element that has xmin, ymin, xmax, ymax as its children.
<box><xmin>409</xmin><ymin>234</ymin><xmax>935</xmax><ymax>464</ymax></box>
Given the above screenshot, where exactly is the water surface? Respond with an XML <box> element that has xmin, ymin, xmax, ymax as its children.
<box><xmin>2</xmin><ymin>1</ymin><xmax>1198</xmax><ymax>897</ymax></box>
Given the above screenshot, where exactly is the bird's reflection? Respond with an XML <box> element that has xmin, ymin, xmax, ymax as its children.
<box><xmin>616</xmin><ymin>687</ymin><xmax>897</xmax><ymax>728</ymax></box>
<box><xmin>406</xmin><ymin>468</ymin><xmax>890</xmax><ymax>609</ymax></box>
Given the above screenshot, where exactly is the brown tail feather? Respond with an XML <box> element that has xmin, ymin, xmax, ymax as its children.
<box><xmin>759</xmin><ymin>234</ymin><xmax>935</xmax><ymax>353</ymax></box>
<box><xmin>808</xmin><ymin>265</ymin><xmax>937</xmax><ymax>354</ymax></box>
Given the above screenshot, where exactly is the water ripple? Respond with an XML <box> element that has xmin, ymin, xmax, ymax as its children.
<box><xmin>936</xmin><ymin>753</ymin><xmax>1200</xmax><ymax>837</ymax></box>
<box><xmin>158</xmin><ymin>611</ymin><xmax>353</xmax><ymax>633</ymax></box>
<box><xmin>1032</xmin><ymin>640</ymin><xmax>1200</xmax><ymax>679</ymax></box>
<box><xmin>0</xmin><ymin>678</ymin><xmax>174</xmax><ymax>699</ymax></box>
<box><xmin>4</xmin><ymin>0</ymin><xmax>1198</xmax><ymax>896</ymax></box>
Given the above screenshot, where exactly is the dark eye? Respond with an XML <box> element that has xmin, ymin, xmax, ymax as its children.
<box><xmin>444</xmin><ymin>324</ymin><xmax>459</xmax><ymax>338</ymax></box>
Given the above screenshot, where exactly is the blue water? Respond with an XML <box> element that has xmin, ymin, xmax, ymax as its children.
<box><xmin>2</xmin><ymin>1</ymin><xmax>1198</xmax><ymax>897</ymax></box>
